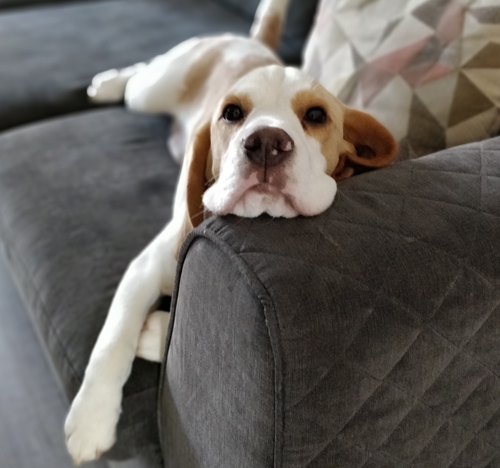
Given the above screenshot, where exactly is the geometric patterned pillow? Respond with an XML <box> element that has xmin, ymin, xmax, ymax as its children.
<box><xmin>303</xmin><ymin>0</ymin><xmax>500</xmax><ymax>159</ymax></box>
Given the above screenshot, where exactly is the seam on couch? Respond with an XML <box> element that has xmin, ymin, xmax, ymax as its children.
<box><xmin>344</xmin><ymin>189</ymin><xmax>493</xmax><ymax>214</ymax></box>
<box><xmin>480</xmin><ymin>140</ymin><xmax>486</xmax><ymax>213</ymax></box>
<box><xmin>159</xmin><ymin>226</ymin><xmax>286</xmax><ymax>468</ymax></box>
<box><xmin>299</xmin><ymin>326</ymin><xmax>500</xmax><ymax>468</ymax></box>
<box><xmin>326</xmin><ymin>216</ymin><xmax>496</xmax><ymax>289</ymax></box>
<box><xmin>239</xmin><ymin>242</ymin><xmax>492</xmax><ymax>319</ymax></box>
<box><xmin>310</xmin><ymin>299</ymin><xmax>500</xmax><ymax>466</ymax></box>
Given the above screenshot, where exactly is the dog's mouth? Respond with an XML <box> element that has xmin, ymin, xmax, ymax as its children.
<box><xmin>203</xmin><ymin>168</ymin><xmax>299</xmax><ymax>218</ymax></box>
<box><xmin>225</xmin><ymin>170</ymin><xmax>301</xmax><ymax>218</ymax></box>
<box><xmin>233</xmin><ymin>169</ymin><xmax>289</xmax><ymax>202</ymax></box>
<box><xmin>247</xmin><ymin>182</ymin><xmax>282</xmax><ymax>195</ymax></box>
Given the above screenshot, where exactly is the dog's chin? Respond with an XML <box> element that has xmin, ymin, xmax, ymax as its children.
<box><xmin>231</xmin><ymin>184</ymin><xmax>299</xmax><ymax>218</ymax></box>
<box><xmin>203</xmin><ymin>174</ymin><xmax>337</xmax><ymax>219</ymax></box>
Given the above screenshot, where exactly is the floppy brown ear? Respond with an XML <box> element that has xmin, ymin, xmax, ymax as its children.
<box><xmin>175</xmin><ymin>122</ymin><xmax>211</xmax><ymax>258</ymax></box>
<box><xmin>335</xmin><ymin>108</ymin><xmax>398</xmax><ymax>181</ymax></box>
<box><xmin>186</xmin><ymin>122</ymin><xmax>211</xmax><ymax>229</ymax></box>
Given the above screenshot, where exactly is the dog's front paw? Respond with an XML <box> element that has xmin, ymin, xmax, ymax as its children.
<box><xmin>65</xmin><ymin>384</ymin><xmax>121</xmax><ymax>465</ymax></box>
<box><xmin>136</xmin><ymin>311</ymin><xmax>170</xmax><ymax>363</ymax></box>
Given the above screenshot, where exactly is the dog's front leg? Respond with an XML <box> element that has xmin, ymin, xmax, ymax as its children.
<box><xmin>65</xmin><ymin>222</ymin><xmax>178</xmax><ymax>465</ymax></box>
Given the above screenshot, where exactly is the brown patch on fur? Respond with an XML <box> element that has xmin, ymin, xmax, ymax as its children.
<box><xmin>342</xmin><ymin>108</ymin><xmax>398</xmax><ymax>169</ymax></box>
<box><xmin>292</xmin><ymin>87</ymin><xmax>397</xmax><ymax>179</ymax></box>
<box><xmin>332</xmin><ymin>153</ymin><xmax>355</xmax><ymax>181</ymax></box>
<box><xmin>210</xmin><ymin>93</ymin><xmax>254</xmax><ymax>179</ymax></box>
<box><xmin>174</xmin><ymin>122</ymin><xmax>212</xmax><ymax>259</ymax></box>
<box><xmin>254</xmin><ymin>13</ymin><xmax>282</xmax><ymax>50</ymax></box>
<box><xmin>187</xmin><ymin>123</ymin><xmax>212</xmax><ymax>228</ymax></box>
<box><xmin>179</xmin><ymin>47</ymin><xmax>223</xmax><ymax>104</ymax></box>
<box><xmin>291</xmin><ymin>89</ymin><xmax>343</xmax><ymax>175</ymax></box>
<box><xmin>221</xmin><ymin>93</ymin><xmax>254</xmax><ymax>117</ymax></box>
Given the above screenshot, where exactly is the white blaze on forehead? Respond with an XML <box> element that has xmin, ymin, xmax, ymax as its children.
<box><xmin>229</xmin><ymin>65</ymin><xmax>317</xmax><ymax>111</ymax></box>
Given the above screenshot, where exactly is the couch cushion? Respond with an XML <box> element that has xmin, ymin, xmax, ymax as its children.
<box><xmin>162</xmin><ymin>137</ymin><xmax>500</xmax><ymax>467</ymax></box>
<box><xmin>0</xmin><ymin>0</ymin><xmax>252</xmax><ymax>132</ymax></box>
<box><xmin>0</xmin><ymin>108</ymin><xmax>179</xmax><ymax>461</ymax></box>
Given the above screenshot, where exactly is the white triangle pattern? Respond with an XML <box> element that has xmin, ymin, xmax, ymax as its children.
<box><xmin>321</xmin><ymin>43</ymin><xmax>357</xmax><ymax>95</ymax></box>
<box><xmin>373</xmin><ymin>15</ymin><xmax>435</xmax><ymax>59</ymax></box>
<box><xmin>368</xmin><ymin>76</ymin><xmax>413</xmax><ymax>140</ymax></box>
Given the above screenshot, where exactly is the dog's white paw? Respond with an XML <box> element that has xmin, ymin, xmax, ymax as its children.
<box><xmin>65</xmin><ymin>384</ymin><xmax>121</xmax><ymax>465</ymax></box>
<box><xmin>87</xmin><ymin>64</ymin><xmax>145</xmax><ymax>104</ymax></box>
<box><xmin>136</xmin><ymin>311</ymin><xmax>170</xmax><ymax>363</ymax></box>
<box><xmin>87</xmin><ymin>69</ymin><xmax>127</xmax><ymax>103</ymax></box>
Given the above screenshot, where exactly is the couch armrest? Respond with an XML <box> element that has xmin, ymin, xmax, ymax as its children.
<box><xmin>160</xmin><ymin>137</ymin><xmax>500</xmax><ymax>467</ymax></box>
<box><xmin>160</xmin><ymin>234</ymin><xmax>278</xmax><ymax>467</ymax></box>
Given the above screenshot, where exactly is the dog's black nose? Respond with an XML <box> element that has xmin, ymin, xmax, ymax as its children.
<box><xmin>243</xmin><ymin>127</ymin><xmax>294</xmax><ymax>167</ymax></box>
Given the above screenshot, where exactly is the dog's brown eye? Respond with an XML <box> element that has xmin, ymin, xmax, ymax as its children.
<box><xmin>305</xmin><ymin>107</ymin><xmax>327</xmax><ymax>124</ymax></box>
<box><xmin>223</xmin><ymin>104</ymin><xmax>243</xmax><ymax>122</ymax></box>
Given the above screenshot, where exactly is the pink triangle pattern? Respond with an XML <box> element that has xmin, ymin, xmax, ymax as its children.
<box><xmin>355</xmin><ymin>0</ymin><xmax>466</xmax><ymax>106</ymax></box>
<box><xmin>370</xmin><ymin>37</ymin><xmax>430</xmax><ymax>74</ymax></box>
<box><xmin>436</xmin><ymin>0</ymin><xmax>466</xmax><ymax>45</ymax></box>
<box><xmin>418</xmin><ymin>62</ymin><xmax>456</xmax><ymax>85</ymax></box>
<box><xmin>359</xmin><ymin>66</ymin><xmax>395</xmax><ymax>107</ymax></box>
<box><xmin>402</xmin><ymin>62</ymin><xmax>455</xmax><ymax>87</ymax></box>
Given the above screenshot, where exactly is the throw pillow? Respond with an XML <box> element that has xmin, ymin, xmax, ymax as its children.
<box><xmin>303</xmin><ymin>0</ymin><xmax>500</xmax><ymax>159</ymax></box>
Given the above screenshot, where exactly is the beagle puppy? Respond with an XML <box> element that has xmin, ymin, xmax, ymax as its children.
<box><xmin>65</xmin><ymin>0</ymin><xmax>397</xmax><ymax>464</ymax></box>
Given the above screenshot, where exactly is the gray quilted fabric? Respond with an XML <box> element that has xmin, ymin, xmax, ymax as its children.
<box><xmin>163</xmin><ymin>137</ymin><xmax>500</xmax><ymax>467</ymax></box>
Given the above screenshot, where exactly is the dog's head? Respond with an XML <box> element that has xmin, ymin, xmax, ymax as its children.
<box><xmin>184</xmin><ymin>65</ymin><xmax>397</xmax><ymax>228</ymax></box>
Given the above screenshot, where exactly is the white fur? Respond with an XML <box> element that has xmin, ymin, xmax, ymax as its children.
<box><xmin>136</xmin><ymin>310</ymin><xmax>171</xmax><ymax>362</ymax></box>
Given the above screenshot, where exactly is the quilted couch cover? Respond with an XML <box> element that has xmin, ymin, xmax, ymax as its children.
<box><xmin>162</xmin><ymin>137</ymin><xmax>500</xmax><ymax>468</ymax></box>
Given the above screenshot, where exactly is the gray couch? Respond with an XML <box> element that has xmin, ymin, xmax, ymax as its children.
<box><xmin>0</xmin><ymin>1</ymin><xmax>499</xmax><ymax>467</ymax></box>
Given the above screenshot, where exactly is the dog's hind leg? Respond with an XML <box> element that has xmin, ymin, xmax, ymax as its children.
<box><xmin>124</xmin><ymin>37</ymin><xmax>204</xmax><ymax>114</ymax></box>
<box><xmin>87</xmin><ymin>62</ymin><xmax>147</xmax><ymax>103</ymax></box>
<box><xmin>87</xmin><ymin>36</ymin><xmax>202</xmax><ymax>107</ymax></box>
<box><xmin>136</xmin><ymin>310</ymin><xmax>170</xmax><ymax>362</ymax></box>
